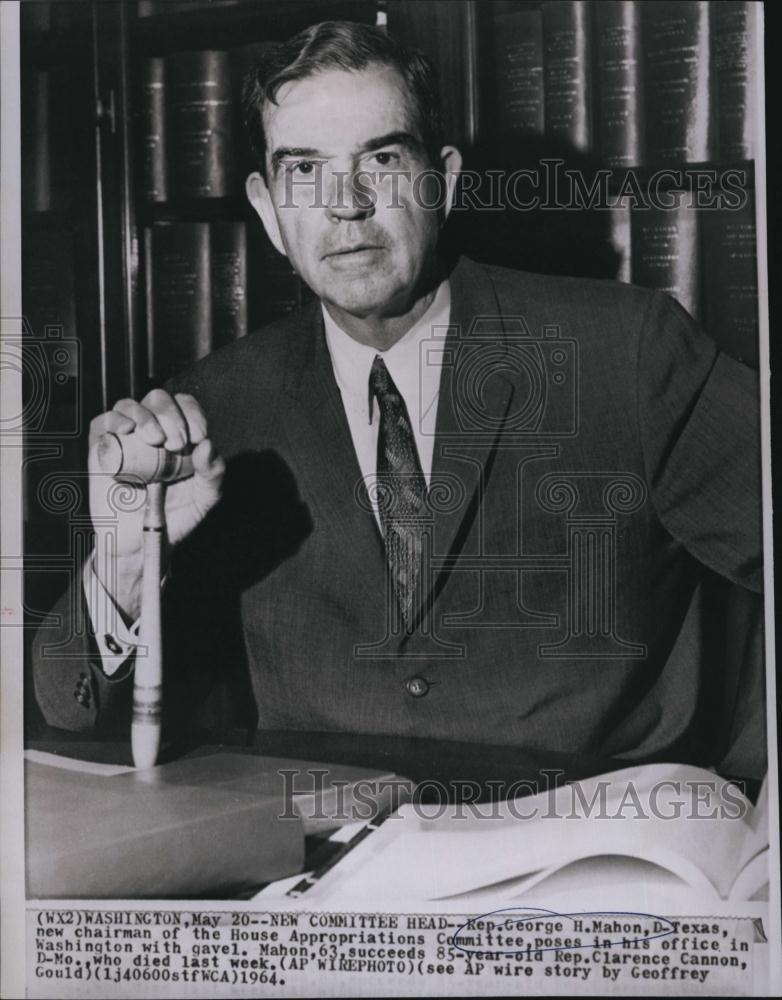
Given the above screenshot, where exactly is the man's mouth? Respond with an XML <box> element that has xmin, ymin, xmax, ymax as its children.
<box><xmin>323</xmin><ymin>244</ymin><xmax>384</xmax><ymax>259</ymax></box>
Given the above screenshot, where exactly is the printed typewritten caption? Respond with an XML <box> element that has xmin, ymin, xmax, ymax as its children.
<box><xmin>27</xmin><ymin>906</ymin><xmax>769</xmax><ymax>997</ymax></box>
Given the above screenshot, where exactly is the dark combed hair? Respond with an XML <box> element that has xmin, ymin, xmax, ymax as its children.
<box><xmin>242</xmin><ymin>20</ymin><xmax>444</xmax><ymax>176</ymax></box>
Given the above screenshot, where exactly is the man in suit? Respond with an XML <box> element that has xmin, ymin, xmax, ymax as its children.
<box><xmin>32</xmin><ymin>21</ymin><xmax>765</xmax><ymax>777</ymax></box>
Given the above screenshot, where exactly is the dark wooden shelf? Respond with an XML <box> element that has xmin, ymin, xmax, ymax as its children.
<box><xmin>21</xmin><ymin>208</ymin><xmax>79</xmax><ymax>227</ymax></box>
<box><xmin>133</xmin><ymin>0</ymin><xmax>377</xmax><ymax>55</ymax></box>
<box><xmin>606</xmin><ymin>159</ymin><xmax>756</xmax><ymax>195</ymax></box>
<box><xmin>140</xmin><ymin>196</ymin><xmax>256</xmax><ymax>224</ymax></box>
<box><xmin>607</xmin><ymin>159</ymin><xmax>755</xmax><ymax>182</ymax></box>
<box><xmin>21</xmin><ymin>32</ymin><xmax>91</xmax><ymax>70</ymax></box>
<box><xmin>458</xmin><ymin>143</ymin><xmax>756</xmax><ymax>197</ymax></box>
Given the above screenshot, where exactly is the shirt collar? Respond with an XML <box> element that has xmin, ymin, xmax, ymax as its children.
<box><xmin>322</xmin><ymin>279</ymin><xmax>451</xmax><ymax>421</ymax></box>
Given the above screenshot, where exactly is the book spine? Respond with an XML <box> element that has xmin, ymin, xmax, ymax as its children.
<box><xmin>48</xmin><ymin>64</ymin><xmax>75</xmax><ymax>210</ymax></box>
<box><xmin>166</xmin><ymin>49</ymin><xmax>234</xmax><ymax>199</ymax></box>
<box><xmin>713</xmin><ymin>1</ymin><xmax>757</xmax><ymax>161</ymax></box>
<box><xmin>144</xmin><ymin>226</ymin><xmax>155</xmax><ymax>382</ymax></box>
<box><xmin>492</xmin><ymin>8</ymin><xmax>544</xmax><ymax>134</ymax></box>
<box><xmin>147</xmin><ymin>222</ymin><xmax>212</xmax><ymax>380</ymax></box>
<box><xmin>22</xmin><ymin>65</ymin><xmax>73</xmax><ymax>213</ymax></box>
<box><xmin>542</xmin><ymin>0</ymin><xmax>592</xmax><ymax>152</ymax></box>
<box><xmin>247</xmin><ymin>225</ymin><xmax>303</xmax><ymax>328</ymax></box>
<box><xmin>643</xmin><ymin>0</ymin><xmax>712</xmax><ymax>164</ymax></box>
<box><xmin>607</xmin><ymin>197</ymin><xmax>632</xmax><ymax>284</ymax></box>
<box><xmin>701</xmin><ymin>192</ymin><xmax>758</xmax><ymax>367</ymax></box>
<box><xmin>631</xmin><ymin>198</ymin><xmax>700</xmax><ymax>319</ymax></box>
<box><xmin>22</xmin><ymin>70</ymin><xmax>51</xmax><ymax>213</ymax></box>
<box><xmin>594</xmin><ymin>0</ymin><xmax>643</xmax><ymax>167</ymax></box>
<box><xmin>210</xmin><ymin>220</ymin><xmax>247</xmax><ymax>347</ymax></box>
<box><xmin>142</xmin><ymin>58</ymin><xmax>167</xmax><ymax>203</ymax></box>
<box><xmin>22</xmin><ymin>225</ymin><xmax>77</xmax><ymax>346</ymax></box>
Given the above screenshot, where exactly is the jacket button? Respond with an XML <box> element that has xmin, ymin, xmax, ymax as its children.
<box><xmin>405</xmin><ymin>676</ymin><xmax>429</xmax><ymax>698</ymax></box>
<box><xmin>74</xmin><ymin>675</ymin><xmax>92</xmax><ymax>708</ymax></box>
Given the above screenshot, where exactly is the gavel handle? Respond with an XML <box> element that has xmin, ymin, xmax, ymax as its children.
<box><xmin>131</xmin><ymin>482</ymin><xmax>165</xmax><ymax>769</ymax></box>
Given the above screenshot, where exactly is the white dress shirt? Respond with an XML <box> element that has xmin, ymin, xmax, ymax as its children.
<box><xmin>82</xmin><ymin>554</ymin><xmax>142</xmax><ymax>675</ymax></box>
<box><xmin>86</xmin><ymin>279</ymin><xmax>452</xmax><ymax>674</ymax></box>
<box><xmin>322</xmin><ymin>279</ymin><xmax>451</xmax><ymax>524</ymax></box>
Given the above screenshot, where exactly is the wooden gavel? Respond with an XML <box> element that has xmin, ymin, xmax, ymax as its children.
<box><xmin>96</xmin><ymin>431</ymin><xmax>195</xmax><ymax>769</ymax></box>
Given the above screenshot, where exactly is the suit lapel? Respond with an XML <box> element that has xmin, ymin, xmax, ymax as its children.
<box><xmin>280</xmin><ymin>302</ymin><xmax>388</xmax><ymax>602</ymax></box>
<box><xmin>421</xmin><ymin>258</ymin><xmax>517</xmax><ymax>620</ymax></box>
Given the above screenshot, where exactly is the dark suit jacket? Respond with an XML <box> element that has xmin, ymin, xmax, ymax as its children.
<box><xmin>32</xmin><ymin>257</ymin><xmax>766</xmax><ymax>776</ymax></box>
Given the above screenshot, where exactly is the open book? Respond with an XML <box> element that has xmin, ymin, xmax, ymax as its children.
<box><xmin>301</xmin><ymin>764</ymin><xmax>769</xmax><ymax>907</ymax></box>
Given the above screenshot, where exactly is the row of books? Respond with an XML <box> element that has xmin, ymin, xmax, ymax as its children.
<box><xmin>609</xmin><ymin>194</ymin><xmax>758</xmax><ymax>367</ymax></box>
<box><xmin>141</xmin><ymin>43</ymin><xmax>269</xmax><ymax>203</ymax></box>
<box><xmin>145</xmin><ymin>220</ymin><xmax>311</xmax><ymax>380</ymax></box>
<box><xmin>21</xmin><ymin>208</ymin><xmax>759</xmax><ymax>394</ymax></box>
<box><xmin>20</xmin><ymin>0</ymin><xmax>241</xmax><ymax>31</ymax></box>
<box><xmin>20</xmin><ymin>217</ymin><xmax>306</xmax><ymax>386</ymax></box>
<box><xmin>20</xmin><ymin>44</ymin><xmax>267</xmax><ymax>212</ymax></box>
<box><xmin>24</xmin><ymin>2</ymin><xmax>757</xmax><ymax>213</ymax></box>
<box><xmin>487</xmin><ymin>0</ymin><xmax>757</xmax><ymax>166</ymax></box>
<box><xmin>143</xmin><ymin>201</ymin><xmax>757</xmax><ymax>392</ymax></box>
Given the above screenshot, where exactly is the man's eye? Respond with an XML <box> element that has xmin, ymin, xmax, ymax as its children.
<box><xmin>369</xmin><ymin>150</ymin><xmax>400</xmax><ymax>167</ymax></box>
<box><xmin>287</xmin><ymin>160</ymin><xmax>317</xmax><ymax>175</ymax></box>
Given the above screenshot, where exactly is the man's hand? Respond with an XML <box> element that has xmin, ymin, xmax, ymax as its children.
<box><xmin>88</xmin><ymin>389</ymin><xmax>225</xmax><ymax>619</ymax></box>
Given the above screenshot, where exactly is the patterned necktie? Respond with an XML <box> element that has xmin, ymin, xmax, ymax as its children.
<box><xmin>369</xmin><ymin>355</ymin><xmax>428</xmax><ymax>629</ymax></box>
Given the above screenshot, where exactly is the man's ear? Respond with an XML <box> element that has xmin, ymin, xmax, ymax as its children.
<box><xmin>439</xmin><ymin>145</ymin><xmax>463</xmax><ymax>221</ymax></box>
<box><xmin>246</xmin><ymin>171</ymin><xmax>287</xmax><ymax>257</ymax></box>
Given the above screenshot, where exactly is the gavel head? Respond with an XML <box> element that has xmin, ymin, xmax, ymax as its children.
<box><xmin>96</xmin><ymin>432</ymin><xmax>195</xmax><ymax>485</ymax></box>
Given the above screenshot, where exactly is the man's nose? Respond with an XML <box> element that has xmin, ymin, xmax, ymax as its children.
<box><xmin>325</xmin><ymin>169</ymin><xmax>375</xmax><ymax>221</ymax></box>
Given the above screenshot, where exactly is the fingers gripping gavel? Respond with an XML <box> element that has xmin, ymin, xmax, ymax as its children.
<box><xmin>96</xmin><ymin>430</ymin><xmax>195</xmax><ymax>484</ymax></box>
<box><xmin>97</xmin><ymin>431</ymin><xmax>189</xmax><ymax>769</ymax></box>
<box><xmin>92</xmin><ymin>399</ymin><xmax>223</xmax><ymax>768</ymax></box>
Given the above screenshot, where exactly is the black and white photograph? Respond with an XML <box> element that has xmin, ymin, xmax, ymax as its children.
<box><xmin>1</xmin><ymin>0</ymin><xmax>779</xmax><ymax>996</ymax></box>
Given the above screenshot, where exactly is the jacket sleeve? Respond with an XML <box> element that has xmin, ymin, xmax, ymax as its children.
<box><xmin>32</xmin><ymin>574</ymin><xmax>135</xmax><ymax>734</ymax></box>
<box><xmin>637</xmin><ymin>291</ymin><xmax>764</xmax><ymax>592</ymax></box>
<box><xmin>32</xmin><ymin>509</ymin><xmax>257</xmax><ymax>736</ymax></box>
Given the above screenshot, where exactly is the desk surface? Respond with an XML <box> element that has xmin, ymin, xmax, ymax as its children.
<box><xmin>27</xmin><ymin>726</ymin><xmax>631</xmax><ymax>801</ymax></box>
<box><xmin>25</xmin><ymin>729</ymin><xmax>761</xmax><ymax>900</ymax></box>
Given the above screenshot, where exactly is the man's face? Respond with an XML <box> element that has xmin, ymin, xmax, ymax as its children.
<box><xmin>247</xmin><ymin>64</ymin><xmax>459</xmax><ymax>325</ymax></box>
